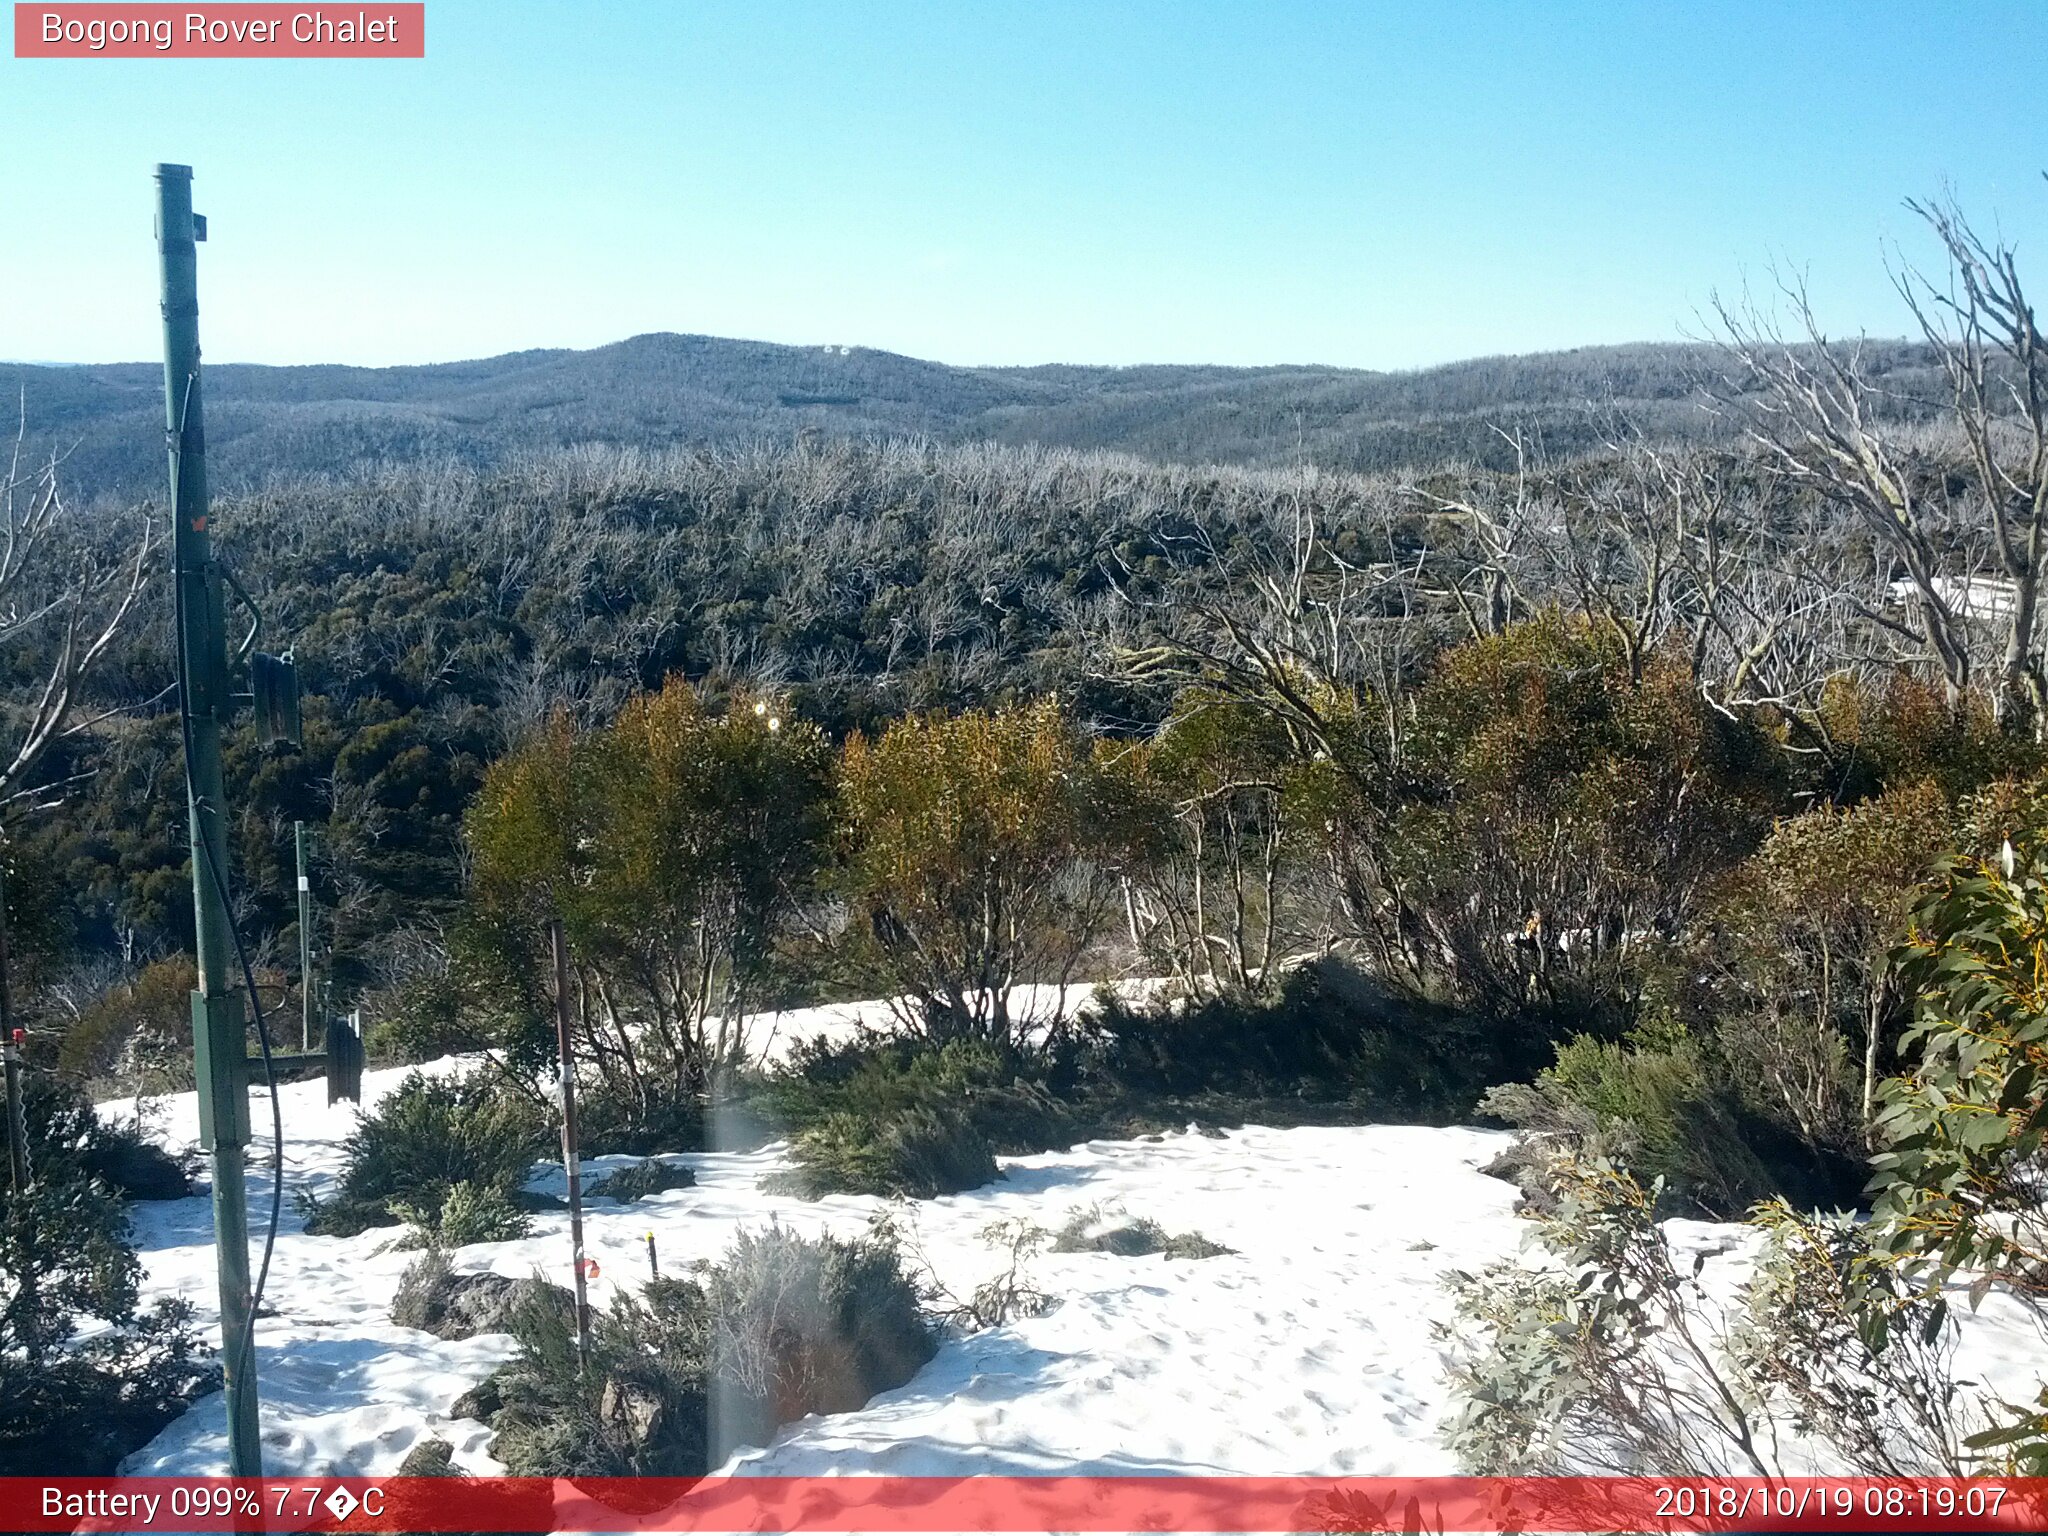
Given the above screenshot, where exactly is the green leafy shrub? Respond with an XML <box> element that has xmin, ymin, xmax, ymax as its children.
<box><xmin>55</xmin><ymin>955</ymin><xmax>196</xmax><ymax>1085</ymax></box>
<box><xmin>1673</xmin><ymin>780</ymin><xmax>1952</xmax><ymax>1155</ymax></box>
<box><xmin>20</xmin><ymin>1070</ymin><xmax>189</xmax><ymax>1201</ymax></box>
<box><xmin>758</xmin><ymin>1034</ymin><xmax>1069</xmax><ymax>1198</ymax></box>
<box><xmin>0</xmin><ymin>1176</ymin><xmax>214</xmax><ymax>1474</ymax></box>
<box><xmin>303</xmin><ymin>1070</ymin><xmax>545</xmax><ymax>1236</ymax></box>
<box><xmin>1479</xmin><ymin>1022</ymin><xmax>1857</xmax><ymax>1218</ymax></box>
<box><xmin>392</xmin><ymin>1179</ymin><xmax>533</xmax><ymax>1249</ymax></box>
<box><xmin>1079</xmin><ymin>959</ymin><xmax>1489</xmax><ymax>1121</ymax></box>
<box><xmin>1390</xmin><ymin>614</ymin><xmax>1783</xmax><ymax>1035</ymax></box>
<box><xmin>1815</xmin><ymin>673</ymin><xmax>2044</xmax><ymax>806</ymax></box>
<box><xmin>1444</xmin><ymin>1154</ymin><xmax>1986</xmax><ymax>1476</ymax></box>
<box><xmin>591</xmin><ymin>1158</ymin><xmax>697</xmax><ymax>1203</ymax></box>
<box><xmin>773</xmin><ymin>1105</ymin><xmax>1000</xmax><ymax>1200</ymax></box>
<box><xmin>576</xmin><ymin>1086</ymin><xmax>709</xmax><ymax>1159</ymax></box>
<box><xmin>834</xmin><ymin>699</ymin><xmax>1129</xmax><ymax>1049</ymax></box>
<box><xmin>1872</xmin><ymin>836</ymin><xmax>2048</xmax><ymax>1297</ymax></box>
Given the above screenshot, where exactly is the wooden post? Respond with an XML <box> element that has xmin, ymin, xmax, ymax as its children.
<box><xmin>0</xmin><ymin>861</ymin><xmax>28</xmax><ymax>1194</ymax></box>
<box><xmin>548</xmin><ymin>918</ymin><xmax>592</xmax><ymax>1368</ymax></box>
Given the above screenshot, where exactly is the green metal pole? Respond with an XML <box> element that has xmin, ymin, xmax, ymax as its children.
<box><xmin>157</xmin><ymin>162</ymin><xmax>262</xmax><ymax>1478</ymax></box>
<box><xmin>296</xmin><ymin>821</ymin><xmax>312</xmax><ymax>1052</ymax></box>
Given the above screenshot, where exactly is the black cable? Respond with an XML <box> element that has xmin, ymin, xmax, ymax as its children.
<box><xmin>168</xmin><ymin>376</ymin><xmax>286</xmax><ymax>1406</ymax></box>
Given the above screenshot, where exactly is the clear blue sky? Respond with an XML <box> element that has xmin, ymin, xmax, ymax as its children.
<box><xmin>4</xmin><ymin>1</ymin><xmax>2044</xmax><ymax>370</ymax></box>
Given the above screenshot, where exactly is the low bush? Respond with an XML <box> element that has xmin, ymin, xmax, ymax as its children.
<box><xmin>0</xmin><ymin>1176</ymin><xmax>215</xmax><ymax>1474</ymax></box>
<box><xmin>772</xmin><ymin>1104</ymin><xmax>1000</xmax><ymax>1199</ymax></box>
<box><xmin>1478</xmin><ymin>1022</ymin><xmax>1861</xmax><ymax>1218</ymax></box>
<box><xmin>1049</xmin><ymin>1206</ymin><xmax>1232</xmax><ymax>1260</ymax></box>
<box><xmin>1443</xmin><ymin>1153</ymin><xmax>1988</xmax><ymax>1475</ymax></box>
<box><xmin>483</xmin><ymin>1223</ymin><xmax>934</xmax><ymax>1476</ymax></box>
<box><xmin>302</xmin><ymin>1070</ymin><xmax>546</xmax><ymax>1237</ymax></box>
<box><xmin>392</xmin><ymin>1180</ymin><xmax>533</xmax><ymax>1249</ymax></box>
<box><xmin>577</xmin><ymin>1085</ymin><xmax>709</xmax><ymax>1160</ymax></box>
<box><xmin>1078</xmin><ymin>960</ymin><xmax>1494</xmax><ymax>1123</ymax></box>
<box><xmin>20</xmin><ymin>1071</ymin><xmax>189</xmax><ymax>1201</ymax></box>
<box><xmin>591</xmin><ymin>1158</ymin><xmax>697</xmax><ymax>1203</ymax></box>
<box><xmin>758</xmin><ymin>1035</ymin><xmax>1065</xmax><ymax>1198</ymax></box>
<box><xmin>704</xmin><ymin>1222</ymin><xmax>936</xmax><ymax>1454</ymax></box>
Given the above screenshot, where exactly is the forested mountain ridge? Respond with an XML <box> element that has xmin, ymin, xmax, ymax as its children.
<box><xmin>3</xmin><ymin>331</ymin><xmax>1945</xmax><ymax>497</ymax></box>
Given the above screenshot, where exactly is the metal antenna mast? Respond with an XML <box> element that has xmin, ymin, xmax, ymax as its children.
<box><xmin>156</xmin><ymin>160</ymin><xmax>263</xmax><ymax>1478</ymax></box>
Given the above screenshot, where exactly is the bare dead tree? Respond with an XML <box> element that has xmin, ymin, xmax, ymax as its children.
<box><xmin>1713</xmin><ymin>187</ymin><xmax>2046</xmax><ymax>729</ymax></box>
<box><xmin>1895</xmin><ymin>187</ymin><xmax>2048</xmax><ymax>730</ymax></box>
<box><xmin>0</xmin><ymin>412</ymin><xmax>158</xmax><ymax>817</ymax></box>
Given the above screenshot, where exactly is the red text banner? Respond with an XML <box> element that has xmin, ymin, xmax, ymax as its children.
<box><xmin>14</xmin><ymin>4</ymin><xmax>424</xmax><ymax>57</ymax></box>
<box><xmin>3</xmin><ymin>1476</ymin><xmax>2047</xmax><ymax>1533</ymax></box>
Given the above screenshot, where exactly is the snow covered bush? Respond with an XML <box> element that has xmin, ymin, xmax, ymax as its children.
<box><xmin>1050</xmin><ymin>1205</ymin><xmax>1233</xmax><ymax>1260</ymax></box>
<box><xmin>302</xmin><ymin>1069</ymin><xmax>544</xmax><ymax>1236</ymax></box>
<box><xmin>1443</xmin><ymin>1154</ymin><xmax>1987</xmax><ymax>1475</ymax></box>
<box><xmin>0</xmin><ymin>1174</ymin><xmax>213</xmax><ymax>1474</ymax></box>
<box><xmin>705</xmin><ymin>1221</ymin><xmax>936</xmax><ymax>1452</ymax></box>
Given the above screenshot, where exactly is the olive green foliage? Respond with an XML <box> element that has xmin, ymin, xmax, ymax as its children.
<box><xmin>1116</xmin><ymin>690</ymin><xmax>1325</xmax><ymax>996</ymax></box>
<box><xmin>836</xmin><ymin>699</ymin><xmax>1132</xmax><ymax>1049</ymax></box>
<box><xmin>304</xmin><ymin>1070</ymin><xmax>545</xmax><ymax>1237</ymax></box>
<box><xmin>54</xmin><ymin>954</ymin><xmax>196</xmax><ymax>1086</ymax></box>
<box><xmin>776</xmin><ymin>1105</ymin><xmax>1001</xmax><ymax>1201</ymax></box>
<box><xmin>757</xmin><ymin>1035</ymin><xmax>1066</xmax><ymax>1198</ymax></box>
<box><xmin>465</xmin><ymin>678</ymin><xmax>832</xmax><ymax>1110</ymax></box>
<box><xmin>1479</xmin><ymin>1023</ymin><xmax>1844</xmax><ymax>1218</ymax></box>
<box><xmin>485</xmin><ymin>1223</ymin><xmax>934</xmax><ymax>1476</ymax></box>
<box><xmin>1443</xmin><ymin>1155</ymin><xmax>1980</xmax><ymax>1476</ymax></box>
<box><xmin>1678</xmin><ymin>782</ymin><xmax>1953</xmax><ymax>1155</ymax></box>
<box><xmin>1816</xmin><ymin>673</ymin><xmax>2046</xmax><ymax>806</ymax></box>
<box><xmin>0</xmin><ymin>1175</ymin><xmax>213</xmax><ymax>1474</ymax></box>
<box><xmin>1390</xmin><ymin>614</ymin><xmax>1782</xmax><ymax>1033</ymax></box>
<box><xmin>1079</xmin><ymin>961</ymin><xmax>1488</xmax><ymax>1122</ymax></box>
<box><xmin>1873</xmin><ymin>837</ymin><xmax>2048</xmax><ymax>1299</ymax></box>
<box><xmin>392</xmin><ymin>1179</ymin><xmax>533</xmax><ymax>1250</ymax></box>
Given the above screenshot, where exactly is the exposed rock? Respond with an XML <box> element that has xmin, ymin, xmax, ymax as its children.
<box><xmin>396</xmin><ymin>1260</ymin><xmax>574</xmax><ymax>1341</ymax></box>
<box><xmin>599</xmin><ymin>1377</ymin><xmax>667</xmax><ymax>1451</ymax></box>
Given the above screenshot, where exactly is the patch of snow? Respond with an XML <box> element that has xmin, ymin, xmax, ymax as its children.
<box><xmin>97</xmin><ymin>988</ymin><xmax>2048</xmax><ymax>1480</ymax></box>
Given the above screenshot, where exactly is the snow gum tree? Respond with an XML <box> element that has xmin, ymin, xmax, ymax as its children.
<box><xmin>464</xmin><ymin>679</ymin><xmax>832</xmax><ymax>1107</ymax></box>
<box><xmin>835</xmin><ymin>698</ymin><xmax>1132</xmax><ymax>1050</ymax></box>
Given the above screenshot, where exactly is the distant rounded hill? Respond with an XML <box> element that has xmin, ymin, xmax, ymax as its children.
<box><xmin>4</xmin><ymin>331</ymin><xmax>1941</xmax><ymax>496</ymax></box>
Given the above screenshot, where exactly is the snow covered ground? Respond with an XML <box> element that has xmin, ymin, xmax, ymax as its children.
<box><xmin>96</xmin><ymin>995</ymin><xmax>2048</xmax><ymax>1481</ymax></box>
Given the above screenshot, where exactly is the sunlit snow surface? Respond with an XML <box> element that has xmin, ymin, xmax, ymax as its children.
<box><xmin>99</xmin><ymin>993</ymin><xmax>2048</xmax><ymax>1479</ymax></box>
